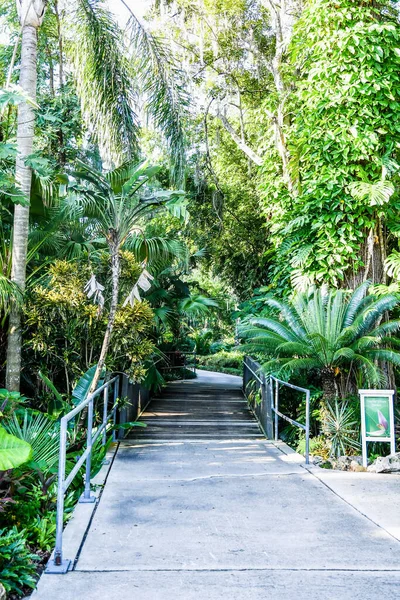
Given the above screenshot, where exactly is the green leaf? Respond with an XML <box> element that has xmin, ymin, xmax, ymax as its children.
<box><xmin>113</xmin><ymin>422</ymin><xmax>147</xmax><ymax>429</ymax></box>
<box><xmin>72</xmin><ymin>365</ymin><xmax>105</xmax><ymax>405</ymax></box>
<box><xmin>0</xmin><ymin>426</ymin><xmax>32</xmax><ymax>470</ymax></box>
<box><xmin>0</xmin><ymin>143</ymin><xmax>17</xmax><ymax>160</ymax></box>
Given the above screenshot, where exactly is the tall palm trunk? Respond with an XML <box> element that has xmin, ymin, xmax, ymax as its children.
<box><xmin>6</xmin><ymin>1</ymin><xmax>45</xmax><ymax>391</ymax></box>
<box><xmin>89</xmin><ymin>233</ymin><xmax>120</xmax><ymax>394</ymax></box>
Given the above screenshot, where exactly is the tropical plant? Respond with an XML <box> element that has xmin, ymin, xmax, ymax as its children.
<box><xmin>240</xmin><ymin>282</ymin><xmax>400</xmax><ymax>399</ymax></box>
<box><xmin>6</xmin><ymin>0</ymin><xmax>189</xmax><ymax>391</ymax></box>
<box><xmin>63</xmin><ymin>159</ymin><xmax>187</xmax><ymax>393</ymax></box>
<box><xmin>0</xmin><ymin>388</ymin><xmax>27</xmax><ymax>416</ymax></box>
<box><xmin>25</xmin><ymin>259</ymin><xmax>156</xmax><ymax>399</ymax></box>
<box><xmin>3</xmin><ymin>411</ymin><xmax>59</xmax><ymax>473</ymax></box>
<box><xmin>296</xmin><ymin>435</ymin><xmax>330</xmax><ymax>460</ymax></box>
<box><xmin>0</xmin><ymin>526</ymin><xmax>38</xmax><ymax>595</ymax></box>
<box><xmin>179</xmin><ymin>295</ymin><xmax>219</xmax><ymax>317</ymax></box>
<box><xmin>0</xmin><ymin>425</ymin><xmax>32</xmax><ymax>471</ymax></box>
<box><xmin>189</xmin><ymin>329</ymin><xmax>213</xmax><ymax>355</ymax></box>
<box><xmin>197</xmin><ymin>350</ymin><xmax>244</xmax><ymax>376</ymax></box>
<box><xmin>321</xmin><ymin>399</ymin><xmax>361</xmax><ymax>458</ymax></box>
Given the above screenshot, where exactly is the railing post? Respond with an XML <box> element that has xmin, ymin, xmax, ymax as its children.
<box><xmin>102</xmin><ymin>386</ymin><xmax>109</xmax><ymax>446</ymax></box>
<box><xmin>305</xmin><ymin>390</ymin><xmax>310</xmax><ymax>465</ymax></box>
<box><xmin>46</xmin><ymin>418</ymin><xmax>71</xmax><ymax>573</ymax></box>
<box><xmin>274</xmin><ymin>379</ymin><xmax>279</xmax><ymax>441</ymax></box>
<box><xmin>80</xmin><ymin>396</ymin><xmax>96</xmax><ymax>503</ymax></box>
<box><xmin>118</xmin><ymin>375</ymin><xmax>129</xmax><ymax>440</ymax></box>
<box><xmin>263</xmin><ymin>375</ymin><xmax>274</xmax><ymax>439</ymax></box>
<box><xmin>112</xmin><ymin>376</ymin><xmax>119</xmax><ymax>442</ymax></box>
<box><xmin>243</xmin><ymin>357</ymin><xmax>248</xmax><ymax>394</ymax></box>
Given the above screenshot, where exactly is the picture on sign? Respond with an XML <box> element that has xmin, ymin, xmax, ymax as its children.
<box><xmin>364</xmin><ymin>396</ymin><xmax>391</xmax><ymax>439</ymax></box>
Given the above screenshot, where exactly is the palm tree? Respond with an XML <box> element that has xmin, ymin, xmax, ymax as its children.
<box><xmin>64</xmin><ymin>159</ymin><xmax>187</xmax><ymax>393</ymax></box>
<box><xmin>6</xmin><ymin>0</ymin><xmax>46</xmax><ymax>391</ymax></box>
<box><xmin>6</xmin><ymin>0</ymin><xmax>189</xmax><ymax>390</ymax></box>
<box><xmin>240</xmin><ymin>282</ymin><xmax>400</xmax><ymax>399</ymax></box>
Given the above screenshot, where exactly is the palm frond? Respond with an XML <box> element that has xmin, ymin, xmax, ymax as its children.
<box><xmin>125</xmin><ymin>235</ymin><xmax>188</xmax><ymax>269</ymax></box>
<box><xmin>4</xmin><ymin>411</ymin><xmax>60</xmax><ymax>473</ymax></box>
<box><xmin>247</xmin><ymin>317</ymin><xmax>300</xmax><ymax>343</ymax></box>
<box><xmin>126</xmin><ymin>9</ymin><xmax>189</xmax><ymax>183</ymax></box>
<box><xmin>179</xmin><ymin>294</ymin><xmax>219</xmax><ymax>316</ymax></box>
<box><xmin>0</xmin><ymin>273</ymin><xmax>23</xmax><ymax>314</ymax></box>
<box><xmin>343</xmin><ymin>280</ymin><xmax>370</xmax><ymax>326</ymax></box>
<box><xmin>70</xmin><ymin>0</ymin><xmax>139</xmax><ymax>161</ymax></box>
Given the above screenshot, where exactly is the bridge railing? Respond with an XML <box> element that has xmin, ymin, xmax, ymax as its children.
<box><xmin>46</xmin><ymin>375</ymin><xmax>120</xmax><ymax>574</ymax></box>
<box><xmin>158</xmin><ymin>351</ymin><xmax>197</xmax><ymax>378</ymax></box>
<box><xmin>243</xmin><ymin>356</ymin><xmax>310</xmax><ymax>464</ymax></box>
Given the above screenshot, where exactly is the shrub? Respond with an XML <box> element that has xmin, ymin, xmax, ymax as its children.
<box><xmin>0</xmin><ymin>527</ymin><xmax>38</xmax><ymax>596</ymax></box>
<box><xmin>321</xmin><ymin>399</ymin><xmax>361</xmax><ymax>458</ymax></box>
<box><xmin>198</xmin><ymin>350</ymin><xmax>243</xmax><ymax>372</ymax></box>
<box><xmin>297</xmin><ymin>435</ymin><xmax>330</xmax><ymax>460</ymax></box>
<box><xmin>240</xmin><ymin>283</ymin><xmax>400</xmax><ymax>400</ymax></box>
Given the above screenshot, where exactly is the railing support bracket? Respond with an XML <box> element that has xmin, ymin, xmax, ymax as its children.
<box><xmin>45</xmin><ymin>558</ymin><xmax>71</xmax><ymax>574</ymax></box>
<box><xmin>79</xmin><ymin>493</ymin><xmax>96</xmax><ymax>504</ymax></box>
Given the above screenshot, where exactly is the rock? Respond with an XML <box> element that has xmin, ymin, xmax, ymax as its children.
<box><xmin>348</xmin><ymin>455</ymin><xmax>363</xmax><ymax>466</ymax></box>
<box><xmin>368</xmin><ymin>452</ymin><xmax>400</xmax><ymax>474</ymax></box>
<box><xmin>350</xmin><ymin>460</ymin><xmax>366</xmax><ymax>472</ymax></box>
<box><xmin>311</xmin><ymin>455</ymin><xmax>324</xmax><ymax>466</ymax></box>
<box><xmin>0</xmin><ymin>583</ymin><xmax>6</xmax><ymax>600</ymax></box>
<box><xmin>337</xmin><ymin>456</ymin><xmax>352</xmax><ymax>471</ymax></box>
<box><xmin>335</xmin><ymin>455</ymin><xmax>363</xmax><ymax>471</ymax></box>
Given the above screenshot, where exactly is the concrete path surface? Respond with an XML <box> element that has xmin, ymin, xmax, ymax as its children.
<box><xmin>34</xmin><ymin>371</ymin><xmax>400</xmax><ymax>599</ymax></box>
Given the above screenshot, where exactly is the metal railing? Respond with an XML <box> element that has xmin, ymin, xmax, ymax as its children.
<box><xmin>243</xmin><ymin>357</ymin><xmax>310</xmax><ymax>464</ymax></box>
<box><xmin>271</xmin><ymin>375</ymin><xmax>310</xmax><ymax>465</ymax></box>
<box><xmin>158</xmin><ymin>351</ymin><xmax>197</xmax><ymax>377</ymax></box>
<box><xmin>46</xmin><ymin>376</ymin><xmax>120</xmax><ymax>574</ymax></box>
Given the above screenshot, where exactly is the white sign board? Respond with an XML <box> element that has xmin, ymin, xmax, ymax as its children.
<box><xmin>359</xmin><ymin>389</ymin><xmax>396</xmax><ymax>468</ymax></box>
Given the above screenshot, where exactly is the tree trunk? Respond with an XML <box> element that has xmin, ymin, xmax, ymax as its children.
<box><xmin>89</xmin><ymin>234</ymin><xmax>120</xmax><ymax>395</ymax></box>
<box><xmin>6</xmin><ymin>1</ymin><xmax>45</xmax><ymax>391</ymax></box>
<box><xmin>262</xmin><ymin>0</ymin><xmax>301</xmax><ymax>193</ymax></box>
<box><xmin>344</xmin><ymin>219</ymin><xmax>387</xmax><ymax>289</ymax></box>
<box><xmin>321</xmin><ymin>367</ymin><xmax>338</xmax><ymax>402</ymax></box>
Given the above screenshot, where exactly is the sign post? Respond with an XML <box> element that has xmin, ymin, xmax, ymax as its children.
<box><xmin>359</xmin><ymin>389</ymin><xmax>396</xmax><ymax>468</ymax></box>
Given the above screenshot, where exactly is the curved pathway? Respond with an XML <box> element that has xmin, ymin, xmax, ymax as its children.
<box><xmin>34</xmin><ymin>370</ymin><xmax>400</xmax><ymax>599</ymax></box>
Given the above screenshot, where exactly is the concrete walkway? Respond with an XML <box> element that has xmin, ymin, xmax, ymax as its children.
<box><xmin>34</xmin><ymin>371</ymin><xmax>400</xmax><ymax>599</ymax></box>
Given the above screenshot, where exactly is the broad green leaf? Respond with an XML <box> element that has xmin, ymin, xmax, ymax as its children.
<box><xmin>72</xmin><ymin>365</ymin><xmax>105</xmax><ymax>405</ymax></box>
<box><xmin>0</xmin><ymin>426</ymin><xmax>32</xmax><ymax>471</ymax></box>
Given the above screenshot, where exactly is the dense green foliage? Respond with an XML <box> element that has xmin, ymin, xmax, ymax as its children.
<box><xmin>2</xmin><ymin>0</ymin><xmax>400</xmax><ymax>591</ymax></box>
<box><xmin>267</xmin><ymin>0</ymin><xmax>400</xmax><ymax>289</ymax></box>
<box><xmin>241</xmin><ymin>283</ymin><xmax>400</xmax><ymax>397</ymax></box>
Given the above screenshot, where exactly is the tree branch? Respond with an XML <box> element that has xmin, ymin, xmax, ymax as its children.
<box><xmin>215</xmin><ymin>109</ymin><xmax>263</xmax><ymax>166</ymax></box>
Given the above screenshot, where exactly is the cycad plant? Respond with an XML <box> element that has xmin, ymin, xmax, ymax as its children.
<box><xmin>240</xmin><ymin>282</ymin><xmax>400</xmax><ymax>400</ymax></box>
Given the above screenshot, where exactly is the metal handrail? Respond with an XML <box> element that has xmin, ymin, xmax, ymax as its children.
<box><xmin>270</xmin><ymin>375</ymin><xmax>310</xmax><ymax>465</ymax></box>
<box><xmin>158</xmin><ymin>351</ymin><xmax>197</xmax><ymax>376</ymax></box>
<box><xmin>243</xmin><ymin>357</ymin><xmax>310</xmax><ymax>464</ymax></box>
<box><xmin>46</xmin><ymin>375</ymin><xmax>120</xmax><ymax>574</ymax></box>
